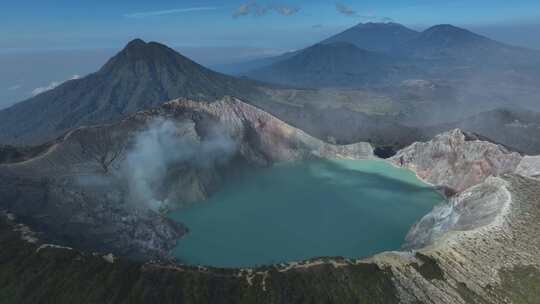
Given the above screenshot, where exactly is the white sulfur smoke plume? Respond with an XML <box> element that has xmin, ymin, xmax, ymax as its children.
<box><xmin>122</xmin><ymin>118</ymin><xmax>236</xmax><ymax>211</ymax></box>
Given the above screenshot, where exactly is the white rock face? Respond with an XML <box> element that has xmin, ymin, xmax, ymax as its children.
<box><xmin>394</xmin><ymin>174</ymin><xmax>540</xmax><ymax>304</ymax></box>
<box><xmin>382</xmin><ymin>129</ymin><xmax>540</xmax><ymax>303</ymax></box>
<box><xmin>390</xmin><ymin>129</ymin><xmax>522</xmax><ymax>192</ymax></box>
<box><xmin>403</xmin><ymin>177</ymin><xmax>511</xmax><ymax>249</ymax></box>
<box><xmin>515</xmin><ymin>155</ymin><xmax>540</xmax><ymax>178</ymax></box>
<box><xmin>160</xmin><ymin>98</ymin><xmax>374</xmax><ymax>162</ymax></box>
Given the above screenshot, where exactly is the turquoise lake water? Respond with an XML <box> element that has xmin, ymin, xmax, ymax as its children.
<box><xmin>170</xmin><ymin>159</ymin><xmax>443</xmax><ymax>268</ymax></box>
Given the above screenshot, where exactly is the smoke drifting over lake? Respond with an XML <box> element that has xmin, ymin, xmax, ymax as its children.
<box><xmin>122</xmin><ymin>118</ymin><xmax>237</xmax><ymax>211</ymax></box>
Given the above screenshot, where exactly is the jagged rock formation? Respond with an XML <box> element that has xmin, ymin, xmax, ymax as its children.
<box><xmin>390</xmin><ymin>129</ymin><xmax>522</xmax><ymax>193</ymax></box>
<box><xmin>160</xmin><ymin>98</ymin><xmax>374</xmax><ymax>162</ymax></box>
<box><xmin>0</xmin><ymin>97</ymin><xmax>373</xmax><ymax>260</ymax></box>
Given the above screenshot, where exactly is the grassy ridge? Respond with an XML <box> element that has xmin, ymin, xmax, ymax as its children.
<box><xmin>0</xmin><ymin>218</ymin><xmax>399</xmax><ymax>304</ymax></box>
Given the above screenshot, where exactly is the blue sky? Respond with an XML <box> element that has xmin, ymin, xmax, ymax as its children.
<box><xmin>2</xmin><ymin>0</ymin><xmax>540</xmax><ymax>51</ymax></box>
<box><xmin>1</xmin><ymin>0</ymin><xmax>539</xmax><ymax>108</ymax></box>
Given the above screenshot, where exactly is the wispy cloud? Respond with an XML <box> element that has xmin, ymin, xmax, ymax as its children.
<box><xmin>233</xmin><ymin>3</ymin><xmax>253</xmax><ymax>18</ymax></box>
<box><xmin>273</xmin><ymin>5</ymin><xmax>300</xmax><ymax>16</ymax></box>
<box><xmin>334</xmin><ymin>3</ymin><xmax>386</xmax><ymax>21</ymax></box>
<box><xmin>124</xmin><ymin>7</ymin><xmax>218</xmax><ymax>19</ymax></box>
<box><xmin>32</xmin><ymin>82</ymin><xmax>62</xmax><ymax>96</ymax></box>
<box><xmin>380</xmin><ymin>17</ymin><xmax>394</xmax><ymax>23</ymax></box>
<box><xmin>31</xmin><ymin>75</ymin><xmax>80</xmax><ymax>96</ymax></box>
<box><xmin>7</xmin><ymin>85</ymin><xmax>22</xmax><ymax>91</ymax></box>
<box><xmin>233</xmin><ymin>1</ymin><xmax>300</xmax><ymax>18</ymax></box>
<box><xmin>335</xmin><ymin>2</ymin><xmax>356</xmax><ymax>16</ymax></box>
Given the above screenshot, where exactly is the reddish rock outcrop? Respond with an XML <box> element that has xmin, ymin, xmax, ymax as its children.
<box><xmin>390</xmin><ymin>129</ymin><xmax>522</xmax><ymax>192</ymax></box>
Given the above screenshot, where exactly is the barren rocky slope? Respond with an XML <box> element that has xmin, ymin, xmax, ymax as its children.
<box><xmin>1</xmin><ymin>129</ymin><xmax>540</xmax><ymax>303</ymax></box>
<box><xmin>390</xmin><ymin>129</ymin><xmax>523</xmax><ymax>193</ymax></box>
<box><xmin>0</xmin><ymin>97</ymin><xmax>372</xmax><ymax>260</ymax></box>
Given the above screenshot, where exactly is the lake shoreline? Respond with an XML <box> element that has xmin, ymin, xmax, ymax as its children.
<box><xmin>169</xmin><ymin>159</ymin><xmax>443</xmax><ymax>268</ymax></box>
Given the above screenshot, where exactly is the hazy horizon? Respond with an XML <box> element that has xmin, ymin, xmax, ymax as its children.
<box><xmin>2</xmin><ymin>16</ymin><xmax>540</xmax><ymax>109</ymax></box>
<box><xmin>2</xmin><ymin>0</ymin><xmax>539</xmax><ymax>109</ymax></box>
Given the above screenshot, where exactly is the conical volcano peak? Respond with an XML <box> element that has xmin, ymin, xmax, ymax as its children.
<box><xmin>114</xmin><ymin>38</ymin><xmax>177</xmax><ymax>62</ymax></box>
<box><xmin>421</xmin><ymin>24</ymin><xmax>488</xmax><ymax>42</ymax></box>
<box><xmin>98</xmin><ymin>39</ymin><xmax>190</xmax><ymax>76</ymax></box>
<box><xmin>322</xmin><ymin>21</ymin><xmax>419</xmax><ymax>54</ymax></box>
<box><xmin>0</xmin><ymin>39</ymin><xmax>259</xmax><ymax>145</ymax></box>
<box><xmin>355</xmin><ymin>22</ymin><xmax>406</xmax><ymax>29</ymax></box>
<box><xmin>424</xmin><ymin>24</ymin><xmax>470</xmax><ymax>34</ymax></box>
<box><xmin>125</xmin><ymin>38</ymin><xmax>147</xmax><ymax>48</ymax></box>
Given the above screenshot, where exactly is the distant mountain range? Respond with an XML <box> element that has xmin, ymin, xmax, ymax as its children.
<box><xmin>247</xmin><ymin>42</ymin><xmax>420</xmax><ymax>88</ymax></box>
<box><xmin>215</xmin><ymin>22</ymin><xmax>419</xmax><ymax>75</ymax></box>
<box><xmin>0</xmin><ymin>38</ymin><xmax>421</xmax><ymax>149</ymax></box>
<box><xmin>2</xmin><ymin>22</ymin><xmax>540</xmax><ymax>154</ymax></box>
<box><xmin>321</xmin><ymin>22</ymin><xmax>420</xmax><ymax>54</ymax></box>
<box><xmin>213</xmin><ymin>50</ymin><xmax>300</xmax><ymax>76</ymax></box>
<box><xmin>238</xmin><ymin>22</ymin><xmax>540</xmax><ymax>88</ymax></box>
<box><xmin>402</xmin><ymin>24</ymin><xmax>540</xmax><ymax>64</ymax></box>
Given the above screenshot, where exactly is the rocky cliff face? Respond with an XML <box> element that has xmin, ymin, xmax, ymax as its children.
<box><xmin>0</xmin><ymin>97</ymin><xmax>373</xmax><ymax>260</ymax></box>
<box><xmin>375</xmin><ymin>130</ymin><xmax>540</xmax><ymax>302</ymax></box>
<box><xmin>390</xmin><ymin>129</ymin><xmax>522</xmax><ymax>193</ymax></box>
<box><xmin>403</xmin><ymin>176</ymin><xmax>511</xmax><ymax>249</ymax></box>
<box><xmin>378</xmin><ymin>174</ymin><xmax>540</xmax><ymax>304</ymax></box>
<box><xmin>516</xmin><ymin>155</ymin><xmax>540</xmax><ymax>178</ymax></box>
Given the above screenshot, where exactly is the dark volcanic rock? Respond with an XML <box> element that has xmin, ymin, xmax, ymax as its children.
<box><xmin>0</xmin><ymin>144</ymin><xmax>51</xmax><ymax>163</ymax></box>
